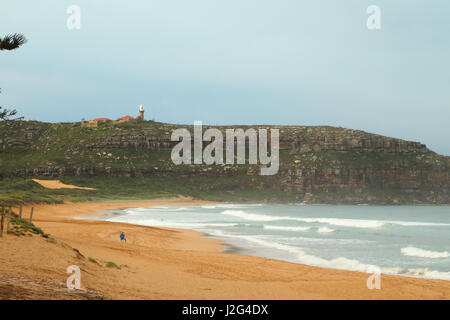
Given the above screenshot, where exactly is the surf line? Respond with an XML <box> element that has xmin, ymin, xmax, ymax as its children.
<box><xmin>171</xmin><ymin>121</ymin><xmax>279</xmax><ymax>175</ymax></box>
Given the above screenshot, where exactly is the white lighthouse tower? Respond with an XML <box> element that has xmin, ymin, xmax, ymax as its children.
<box><xmin>139</xmin><ymin>105</ymin><xmax>144</xmax><ymax>120</ymax></box>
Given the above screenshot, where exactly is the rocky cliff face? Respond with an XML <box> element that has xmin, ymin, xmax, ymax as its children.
<box><xmin>0</xmin><ymin>120</ymin><xmax>448</xmax><ymax>204</ymax></box>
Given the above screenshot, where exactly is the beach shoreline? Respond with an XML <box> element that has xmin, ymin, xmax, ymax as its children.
<box><xmin>1</xmin><ymin>199</ymin><xmax>449</xmax><ymax>300</ymax></box>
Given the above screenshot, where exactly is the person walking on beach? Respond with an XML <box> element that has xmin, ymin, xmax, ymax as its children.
<box><xmin>120</xmin><ymin>232</ymin><xmax>126</xmax><ymax>243</ymax></box>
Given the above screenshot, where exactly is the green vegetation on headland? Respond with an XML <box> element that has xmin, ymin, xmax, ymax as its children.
<box><xmin>0</xmin><ymin>175</ymin><xmax>294</xmax><ymax>205</ymax></box>
<box><xmin>0</xmin><ymin>120</ymin><xmax>448</xmax><ymax>205</ymax></box>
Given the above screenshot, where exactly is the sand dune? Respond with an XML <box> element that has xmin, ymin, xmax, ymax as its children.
<box><xmin>32</xmin><ymin>179</ymin><xmax>97</xmax><ymax>190</ymax></box>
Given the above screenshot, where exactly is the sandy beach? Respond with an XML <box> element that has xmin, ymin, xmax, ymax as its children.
<box><xmin>1</xmin><ymin>199</ymin><xmax>449</xmax><ymax>300</ymax></box>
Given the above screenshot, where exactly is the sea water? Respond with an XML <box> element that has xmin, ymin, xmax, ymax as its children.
<box><xmin>105</xmin><ymin>204</ymin><xmax>450</xmax><ymax>280</ymax></box>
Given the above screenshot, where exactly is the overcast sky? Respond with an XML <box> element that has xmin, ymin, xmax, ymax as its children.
<box><xmin>1</xmin><ymin>1</ymin><xmax>449</xmax><ymax>155</ymax></box>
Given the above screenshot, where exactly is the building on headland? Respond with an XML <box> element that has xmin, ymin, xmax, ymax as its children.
<box><xmin>117</xmin><ymin>115</ymin><xmax>135</xmax><ymax>122</ymax></box>
<box><xmin>82</xmin><ymin>105</ymin><xmax>144</xmax><ymax>127</ymax></box>
<box><xmin>139</xmin><ymin>105</ymin><xmax>144</xmax><ymax>120</ymax></box>
<box><xmin>82</xmin><ymin>117</ymin><xmax>112</xmax><ymax>127</ymax></box>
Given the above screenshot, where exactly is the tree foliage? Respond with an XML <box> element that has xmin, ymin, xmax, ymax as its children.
<box><xmin>0</xmin><ymin>105</ymin><xmax>21</xmax><ymax>121</ymax></box>
<box><xmin>0</xmin><ymin>89</ymin><xmax>23</xmax><ymax>121</ymax></box>
<box><xmin>1</xmin><ymin>33</ymin><xmax>27</xmax><ymax>120</ymax></box>
<box><xmin>0</xmin><ymin>33</ymin><xmax>27</xmax><ymax>51</ymax></box>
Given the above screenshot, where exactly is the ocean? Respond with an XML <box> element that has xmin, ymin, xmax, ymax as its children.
<box><xmin>103</xmin><ymin>204</ymin><xmax>450</xmax><ymax>280</ymax></box>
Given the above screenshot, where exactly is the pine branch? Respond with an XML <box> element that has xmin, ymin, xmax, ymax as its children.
<box><xmin>0</xmin><ymin>106</ymin><xmax>23</xmax><ymax>121</ymax></box>
<box><xmin>0</xmin><ymin>33</ymin><xmax>27</xmax><ymax>51</ymax></box>
<box><xmin>0</xmin><ymin>89</ymin><xmax>23</xmax><ymax>121</ymax></box>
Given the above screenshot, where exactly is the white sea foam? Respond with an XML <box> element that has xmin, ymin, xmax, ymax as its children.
<box><xmin>304</xmin><ymin>218</ymin><xmax>386</xmax><ymax>228</ymax></box>
<box><xmin>150</xmin><ymin>206</ymin><xmax>192</xmax><ymax>212</ymax></box>
<box><xmin>221</xmin><ymin>210</ymin><xmax>283</xmax><ymax>221</ymax></box>
<box><xmin>209</xmin><ymin>231</ymin><xmax>305</xmax><ymax>255</ymax></box>
<box><xmin>279</xmin><ymin>237</ymin><xmax>369</xmax><ymax>246</ymax></box>
<box><xmin>385</xmin><ymin>267</ymin><xmax>450</xmax><ymax>281</ymax></box>
<box><xmin>108</xmin><ymin>218</ymin><xmax>235</xmax><ymax>230</ymax></box>
<box><xmin>235</xmin><ymin>223</ymin><xmax>263</xmax><ymax>229</ymax></box>
<box><xmin>220</xmin><ymin>210</ymin><xmax>385</xmax><ymax>228</ymax></box>
<box><xmin>264</xmin><ymin>225</ymin><xmax>311</xmax><ymax>232</ymax></box>
<box><xmin>200</xmin><ymin>204</ymin><xmax>262</xmax><ymax>210</ymax></box>
<box><xmin>317</xmin><ymin>227</ymin><xmax>335</xmax><ymax>233</ymax></box>
<box><xmin>220</xmin><ymin>204</ymin><xmax>263</xmax><ymax>208</ymax></box>
<box><xmin>219</xmin><ymin>210</ymin><xmax>450</xmax><ymax>229</ymax></box>
<box><xmin>210</xmin><ymin>231</ymin><xmax>450</xmax><ymax>280</ymax></box>
<box><xmin>401</xmin><ymin>247</ymin><xmax>450</xmax><ymax>259</ymax></box>
<box><xmin>209</xmin><ymin>231</ymin><xmax>378</xmax><ymax>273</ymax></box>
<box><xmin>172</xmin><ymin>207</ymin><xmax>193</xmax><ymax>211</ymax></box>
<box><xmin>124</xmin><ymin>209</ymin><xmax>139</xmax><ymax>214</ymax></box>
<box><xmin>384</xmin><ymin>220</ymin><xmax>450</xmax><ymax>227</ymax></box>
<box><xmin>297</xmin><ymin>254</ymin><xmax>377</xmax><ymax>273</ymax></box>
<box><xmin>304</xmin><ymin>257</ymin><xmax>450</xmax><ymax>280</ymax></box>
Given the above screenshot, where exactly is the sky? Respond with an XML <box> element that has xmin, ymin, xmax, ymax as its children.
<box><xmin>1</xmin><ymin>1</ymin><xmax>449</xmax><ymax>155</ymax></box>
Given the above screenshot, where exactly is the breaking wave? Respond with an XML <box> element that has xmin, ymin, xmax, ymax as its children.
<box><xmin>219</xmin><ymin>210</ymin><xmax>450</xmax><ymax>229</ymax></box>
<box><xmin>317</xmin><ymin>227</ymin><xmax>335</xmax><ymax>233</ymax></box>
<box><xmin>201</xmin><ymin>204</ymin><xmax>264</xmax><ymax>209</ymax></box>
<box><xmin>264</xmin><ymin>225</ymin><xmax>311</xmax><ymax>232</ymax></box>
<box><xmin>208</xmin><ymin>230</ymin><xmax>450</xmax><ymax>280</ymax></box>
<box><xmin>221</xmin><ymin>210</ymin><xmax>283</xmax><ymax>222</ymax></box>
<box><xmin>401</xmin><ymin>247</ymin><xmax>450</xmax><ymax>259</ymax></box>
<box><xmin>108</xmin><ymin>218</ymin><xmax>236</xmax><ymax>230</ymax></box>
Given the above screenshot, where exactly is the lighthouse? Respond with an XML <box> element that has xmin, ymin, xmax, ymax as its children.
<box><xmin>139</xmin><ymin>105</ymin><xmax>144</xmax><ymax>120</ymax></box>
